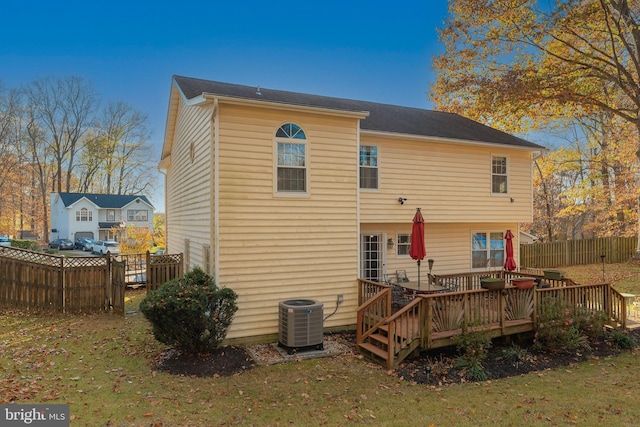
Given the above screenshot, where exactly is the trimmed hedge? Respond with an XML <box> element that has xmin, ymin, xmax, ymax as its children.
<box><xmin>139</xmin><ymin>267</ymin><xmax>238</xmax><ymax>353</ymax></box>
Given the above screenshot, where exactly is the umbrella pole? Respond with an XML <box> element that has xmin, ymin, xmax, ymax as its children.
<box><xmin>417</xmin><ymin>260</ymin><xmax>421</xmax><ymax>290</ymax></box>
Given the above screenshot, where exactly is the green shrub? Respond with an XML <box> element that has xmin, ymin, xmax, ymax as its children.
<box><xmin>453</xmin><ymin>326</ymin><xmax>492</xmax><ymax>381</ymax></box>
<box><xmin>139</xmin><ymin>267</ymin><xmax>238</xmax><ymax>353</ymax></box>
<box><xmin>9</xmin><ymin>240</ymin><xmax>41</xmax><ymax>251</ymax></box>
<box><xmin>609</xmin><ymin>329</ymin><xmax>638</xmax><ymax>350</ymax></box>
<box><xmin>534</xmin><ymin>300</ymin><xmax>606</xmax><ymax>353</ymax></box>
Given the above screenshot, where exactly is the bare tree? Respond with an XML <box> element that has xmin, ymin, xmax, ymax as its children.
<box><xmin>23</xmin><ymin>76</ymin><xmax>98</xmax><ymax>194</ymax></box>
<box><xmin>0</xmin><ymin>83</ymin><xmax>21</xmax><ymax>236</ymax></box>
<box><xmin>83</xmin><ymin>101</ymin><xmax>154</xmax><ymax>195</ymax></box>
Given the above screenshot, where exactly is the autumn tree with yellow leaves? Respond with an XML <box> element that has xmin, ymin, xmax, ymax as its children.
<box><xmin>432</xmin><ymin>0</ymin><xmax>640</xmax><ymax>242</ymax></box>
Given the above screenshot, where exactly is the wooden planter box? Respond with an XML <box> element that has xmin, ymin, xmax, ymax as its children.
<box><xmin>511</xmin><ymin>277</ymin><xmax>535</xmax><ymax>289</ymax></box>
<box><xmin>481</xmin><ymin>278</ymin><xmax>505</xmax><ymax>290</ymax></box>
<box><xmin>543</xmin><ymin>270</ymin><xmax>565</xmax><ymax>280</ymax></box>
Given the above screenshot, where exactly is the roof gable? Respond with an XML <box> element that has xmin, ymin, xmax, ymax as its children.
<box><xmin>172</xmin><ymin>75</ymin><xmax>545</xmax><ymax>150</ymax></box>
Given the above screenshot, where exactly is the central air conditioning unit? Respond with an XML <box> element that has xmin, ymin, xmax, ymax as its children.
<box><xmin>278</xmin><ymin>299</ymin><xmax>324</xmax><ymax>352</ymax></box>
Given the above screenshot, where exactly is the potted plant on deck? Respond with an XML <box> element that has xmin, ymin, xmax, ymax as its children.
<box><xmin>480</xmin><ymin>276</ymin><xmax>505</xmax><ymax>290</ymax></box>
<box><xmin>511</xmin><ymin>277</ymin><xmax>536</xmax><ymax>289</ymax></box>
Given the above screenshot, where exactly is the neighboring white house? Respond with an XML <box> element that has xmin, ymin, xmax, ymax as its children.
<box><xmin>519</xmin><ymin>230</ymin><xmax>539</xmax><ymax>244</ymax></box>
<box><xmin>49</xmin><ymin>193</ymin><xmax>154</xmax><ymax>243</ymax></box>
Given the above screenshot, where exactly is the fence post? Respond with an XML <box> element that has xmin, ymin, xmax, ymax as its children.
<box><xmin>146</xmin><ymin>250</ymin><xmax>151</xmax><ymax>293</ymax></box>
<box><xmin>58</xmin><ymin>256</ymin><xmax>65</xmax><ymax>311</ymax></box>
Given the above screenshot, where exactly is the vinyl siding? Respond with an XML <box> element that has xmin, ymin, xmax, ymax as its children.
<box><xmin>359</xmin><ymin>134</ymin><xmax>534</xmax><ymax>224</ymax></box>
<box><xmin>216</xmin><ymin>103</ymin><xmax>359</xmax><ymax>340</ymax></box>
<box><xmin>362</xmin><ymin>222</ymin><xmax>519</xmax><ymax>279</ymax></box>
<box><xmin>165</xmin><ymin>96</ymin><xmax>213</xmax><ymax>269</ymax></box>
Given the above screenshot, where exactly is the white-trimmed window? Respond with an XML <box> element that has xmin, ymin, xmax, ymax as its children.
<box><xmin>472</xmin><ymin>231</ymin><xmax>504</xmax><ymax>269</ymax></box>
<box><xmin>276</xmin><ymin>123</ymin><xmax>307</xmax><ymax>193</ymax></box>
<box><xmin>107</xmin><ymin>209</ymin><xmax>116</xmax><ymax>221</ymax></box>
<box><xmin>360</xmin><ymin>145</ymin><xmax>378</xmax><ymax>189</ymax></box>
<box><xmin>492</xmin><ymin>156</ymin><xmax>508</xmax><ymax>194</ymax></box>
<box><xmin>127</xmin><ymin>209</ymin><xmax>148</xmax><ymax>221</ymax></box>
<box><xmin>75</xmin><ymin>208</ymin><xmax>92</xmax><ymax>222</ymax></box>
<box><xmin>397</xmin><ymin>233</ymin><xmax>411</xmax><ymax>256</ymax></box>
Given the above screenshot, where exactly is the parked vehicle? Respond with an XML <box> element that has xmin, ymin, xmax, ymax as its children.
<box><xmin>92</xmin><ymin>240</ymin><xmax>120</xmax><ymax>255</ymax></box>
<box><xmin>82</xmin><ymin>238</ymin><xmax>95</xmax><ymax>251</ymax></box>
<box><xmin>49</xmin><ymin>238</ymin><xmax>74</xmax><ymax>250</ymax></box>
<box><xmin>0</xmin><ymin>236</ymin><xmax>10</xmax><ymax>247</ymax></box>
<box><xmin>75</xmin><ymin>237</ymin><xmax>94</xmax><ymax>251</ymax></box>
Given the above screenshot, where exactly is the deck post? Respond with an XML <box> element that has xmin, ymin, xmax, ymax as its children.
<box><xmin>387</xmin><ymin>319</ymin><xmax>395</xmax><ymax>370</ymax></box>
<box><xmin>499</xmin><ymin>289</ymin><xmax>506</xmax><ymax>334</ymax></box>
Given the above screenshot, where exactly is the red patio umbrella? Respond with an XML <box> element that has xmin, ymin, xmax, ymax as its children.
<box><xmin>410</xmin><ymin>208</ymin><xmax>427</xmax><ymax>289</ymax></box>
<box><xmin>504</xmin><ymin>229</ymin><xmax>517</xmax><ymax>272</ymax></box>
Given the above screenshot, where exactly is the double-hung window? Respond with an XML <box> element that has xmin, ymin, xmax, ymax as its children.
<box><xmin>360</xmin><ymin>145</ymin><xmax>378</xmax><ymax>189</ymax></box>
<box><xmin>396</xmin><ymin>234</ymin><xmax>410</xmax><ymax>256</ymax></box>
<box><xmin>76</xmin><ymin>208</ymin><xmax>92</xmax><ymax>222</ymax></box>
<box><xmin>472</xmin><ymin>232</ymin><xmax>504</xmax><ymax>269</ymax></box>
<box><xmin>492</xmin><ymin>156</ymin><xmax>508</xmax><ymax>194</ymax></box>
<box><xmin>127</xmin><ymin>209</ymin><xmax>148</xmax><ymax>221</ymax></box>
<box><xmin>276</xmin><ymin>123</ymin><xmax>307</xmax><ymax>193</ymax></box>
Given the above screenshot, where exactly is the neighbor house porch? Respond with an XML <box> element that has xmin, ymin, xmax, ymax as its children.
<box><xmin>356</xmin><ymin>271</ymin><xmax>637</xmax><ymax>369</ymax></box>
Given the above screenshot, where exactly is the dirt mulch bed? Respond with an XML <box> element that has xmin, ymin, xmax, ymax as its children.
<box><xmin>152</xmin><ymin>330</ymin><xmax>640</xmax><ymax>384</ymax></box>
<box><xmin>396</xmin><ymin>329</ymin><xmax>640</xmax><ymax>386</ymax></box>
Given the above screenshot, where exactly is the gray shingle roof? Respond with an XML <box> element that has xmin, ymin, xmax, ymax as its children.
<box><xmin>58</xmin><ymin>193</ymin><xmax>154</xmax><ymax>209</ymax></box>
<box><xmin>174</xmin><ymin>75</ymin><xmax>544</xmax><ymax>149</ymax></box>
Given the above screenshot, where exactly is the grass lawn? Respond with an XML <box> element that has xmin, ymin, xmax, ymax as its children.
<box><xmin>2</xmin><ymin>264</ymin><xmax>640</xmax><ymax>426</ymax></box>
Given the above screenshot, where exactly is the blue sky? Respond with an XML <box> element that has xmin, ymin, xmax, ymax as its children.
<box><xmin>1</xmin><ymin>0</ymin><xmax>451</xmax><ymax>211</ymax></box>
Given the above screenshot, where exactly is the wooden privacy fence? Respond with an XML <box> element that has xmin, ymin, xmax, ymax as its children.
<box><xmin>0</xmin><ymin>246</ymin><xmax>184</xmax><ymax>314</ymax></box>
<box><xmin>520</xmin><ymin>236</ymin><xmax>637</xmax><ymax>268</ymax></box>
<box><xmin>146</xmin><ymin>252</ymin><xmax>184</xmax><ymax>292</ymax></box>
<box><xmin>0</xmin><ymin>246</ymin><xmax>111</xmax><ymax>313</ymax></box>
<box><xmin>117</xmin><ymin>252</ymin><xmax>184</xmax><ymax>290</ymax></box>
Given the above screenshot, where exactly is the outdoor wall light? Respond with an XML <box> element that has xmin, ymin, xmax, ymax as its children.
<box><xmin>387</xmin><ymin>238</ymin><xmax>394</xmax><ymax>249</ymax></box>
<box><xmin>398</xmin><ymin>197</ymin><xmax>407</xmax><ymax>205</ymax></box>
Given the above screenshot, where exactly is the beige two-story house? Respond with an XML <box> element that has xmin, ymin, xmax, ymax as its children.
<box><xmin>159</xmin><ymin>75</ymin><xmax>545</xmax><ymax>342</ymax></box>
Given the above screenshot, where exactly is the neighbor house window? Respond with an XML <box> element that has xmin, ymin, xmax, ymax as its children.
<box><xmin>276</xmin><ymin>123</ymin><xmax>307</xmax><ymax>193</ymax></box>
<box><xmin>492</xmin><ymin>156</ymin><xmax>508</xmax><ymax>194</ymax></box>
<box><xmin>127</xmin><ymin>209</ymin><xmax>148</xmax><ymax>221</ymax></box>
<box><xmin>397</xmin><ymin>234</ymin><xmax>411</xmax><ymax>256</ymax></box>
<box><xmin>360</xmin><ymin>145</ymin><xmax>378</xmax><ymax>189</ymax></box>
<box><xmin>76</xmin><ymin>208</ymin><xmax>92</xmax><ymax>222</ymax></box>
<box><xmin>107</xmin><ymin>210</ymin><xmax>115</xmax><ymax>221</ymax></box>
<box><xmin>472</xmin><ymin>232</ymin><xmax>504</xmax><ymax>269</ymax></box>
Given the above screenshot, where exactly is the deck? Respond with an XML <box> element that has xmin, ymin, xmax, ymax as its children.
<box><xmin>356</xmin><ymin>271</ymin><xmax>636</xmax><ymax>369</ymax></box>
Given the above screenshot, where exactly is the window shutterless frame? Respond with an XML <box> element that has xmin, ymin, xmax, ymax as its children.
<box><xmin>491</xmin><ymin>155</ymin><xmax>508</xmax><ymax>194</ymax></box>
<box><xmin>274</xmin><ymin>123</ymin><xmax>308</xmax><ymax>195</ymax></box>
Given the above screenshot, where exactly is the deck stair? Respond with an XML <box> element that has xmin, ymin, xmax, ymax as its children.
<box><xmin>358</xmin><ymin>329</ymin><xmax>391</xmax><ymax>363</ymax></box>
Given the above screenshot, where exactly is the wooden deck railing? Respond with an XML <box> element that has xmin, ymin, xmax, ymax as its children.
<box><xmin>356</xmin><ymin>279</ymin><xmax>392</xmax><ymax>344</ymax></box>
<box><xmin>357</xmin><ymin>275</ymin><xmax>623</xmax><ymax>369</ymax></box>
<box><xmin>429</xmin><ymin>269</ymin><xmax>577</xmax><ymax>291</ymax></box>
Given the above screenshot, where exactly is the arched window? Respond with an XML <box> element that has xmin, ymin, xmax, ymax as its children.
<box><xmin>275</xmin><ymin>123</ymin><xmax>307</xmax><ymax>193</ymax></box>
